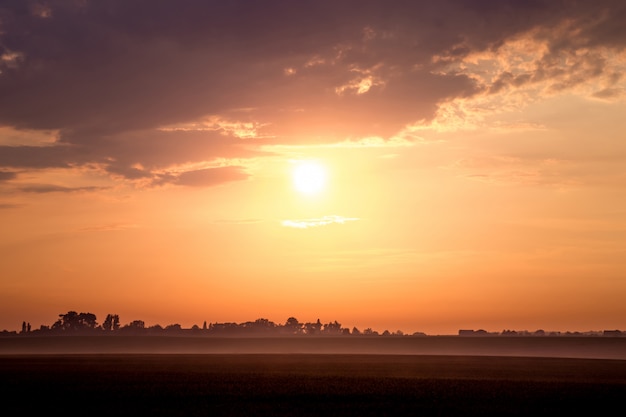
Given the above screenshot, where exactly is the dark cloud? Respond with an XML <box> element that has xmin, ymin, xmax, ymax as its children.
<box><xmin>0</xmin><ymin>129</ymin><xmax>265</xmax><ymax>184</ymax></box>
<box><xmin>0</xmin><ymin>171</ymin><xmax>18</xmax><ymax>181</ymax></box>
<box><xmin>91</xmin><ymin>129</ymin><xmax>266</xmax><ymax>181</ymax></box>
<box><xmin>0</xmin><ymin>0</ymin><xmax>624</xmax><ymax>189</ymax></box>
<box><xmin>98</xmin><ymin>130</ymin><xmax>263</xmax><ymax>170</ymax></box>
<box><xmin>0</xmin><ymin>144</ymin><xmax>85</xmax><ymax>169</ymax></box>
<box><xmin>0</xmin><ymin>1</ymin><xmax>530</xmax><ymax>133</ymax></box>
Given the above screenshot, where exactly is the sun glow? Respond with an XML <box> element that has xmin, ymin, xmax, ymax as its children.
<box><xmin>292</xmin><ymin>161</ymin><xmax>328</xmax><ymax>195</ymax></box>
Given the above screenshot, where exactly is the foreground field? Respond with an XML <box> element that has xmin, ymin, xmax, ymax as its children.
<box><xmin>1</xmin><ymin>354</ymin><xmax>625</xmax><ymax>416</ymax></box>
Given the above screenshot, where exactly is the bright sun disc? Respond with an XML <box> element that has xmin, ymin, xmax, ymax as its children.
<box><xmin>292</xmin><ymin>161</ymin><xmax>327</xmax><ymax>195</ymax></box>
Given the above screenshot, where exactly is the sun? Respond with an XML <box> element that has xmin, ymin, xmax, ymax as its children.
<box><xmin>292</xmin><ymin>161</ymin><xmax>328</xmax><ymax>195</ymax></box>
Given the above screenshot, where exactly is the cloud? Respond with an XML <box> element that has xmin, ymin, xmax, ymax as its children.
<box><xmin>79</xmin><ymin>224</ymin><xmax>140</xmax><ymax>232</ymax></box>
<box><xmin>0</xmin><ymin>1</ymin><xmax>625</xmax><ymax>193</ymax></box>
<box><xmin>0</xmin><ymin>2</ymin><xmax>485</xmax><ymax>139</ymax></box>
<box><xmin>265</xmin><ymin>135</ymin><xmax>416</xmax><ymax>150</ymax></box>
<box><xmin>592</xmin><ymin>87</ymin><xmax>625</xmax><ymax>100</ymax></box>
<box><xmin>0</xmin><ymin>145</ymin><xmax>79</xmax><ymax>169</ymax></box>
<box><xmin>175</xmin><ymin>166</ymin><xmax>249</xmax><ymax>188</ymax></box>
<box><xmin>17</xmin><ymin>184</ymin><xmax>109</xmax><ymax>194</ymax></box>
<box><xmin>427</xmin><ymin>10</ymin><xmax>626</xmax><ymax>130</ymax></box>
<box><xmin>0</xmin><ymin>171</ymin><xmax>17</xmax><ymax>181</ymax></box>
<box><xmin>282</xmin><ymin>215</ymin><xmax>360</xmax><ymax>229</ymax></box>
<box><xmin>95</xmin><ymin>129</ymin><xmax>265</xmax><ymax>181</ymax></box>
<box><xmin>159</xmin><ymin>115</ymin><xmax>271</xmax><ymax>139</ymax></box>
<box><xmin>0</xmin><ymin>129</ymin><xmax>263</xmax><ymax>187</ymax></box>
<box><xmin>0</xmin><ymin>126</ymin><xmax>58</xmax><ymax>146</ymax></box>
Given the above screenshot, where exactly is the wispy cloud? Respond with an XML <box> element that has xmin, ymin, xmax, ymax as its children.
<box><xmin>18</xmin><ymin>184</ymin><xmax>109</xmax><ymax>193</ymax></box>
<box><xmin>281</xmin><ymin>215</ymin><xmax>359</xmax><ymax>229</ymax></box>
<box><xmin>175</xmin><ymin>166</ymin><xmax>249</xmax><ymax>187</ymax></box>
<box><xmin>79</xmin><ymin>223</ymin><xmax>140</xmax><ymax>232</ymax></box>
<box><xmin>265</xmin><ymin>136</ymin><xmax>416</xmax><ymax>150</ymax></box>
<box><xmin>159</xmin><ymin>115</ymin><xmax>272</xmax><ymax>139</ymax></box>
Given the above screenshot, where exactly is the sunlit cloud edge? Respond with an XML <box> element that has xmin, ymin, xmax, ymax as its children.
<box><xmin>281</xmin><ymin>215</ymin><xmax>360</xmax><ymax>229</ymax></box>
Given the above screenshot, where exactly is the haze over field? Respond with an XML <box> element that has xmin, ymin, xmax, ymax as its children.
<box><xmin>1</xmin><ymin>1</ymin><xmax>625</xmax><ymax>335</ymax></box>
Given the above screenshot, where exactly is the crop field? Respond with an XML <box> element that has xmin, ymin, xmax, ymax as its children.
<box><xmin>1</xmin><ymin>353</ymin><xmax>625</xmax><ymax>416</ymax></box>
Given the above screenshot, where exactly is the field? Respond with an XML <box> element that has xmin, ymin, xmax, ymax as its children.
<box><xmin>1</xmin><ymin>337</ymin><xmax>625</xmax><ymax>416</ymax></box>
<box><xmin>2</xmin><ymin>334</ymin><xmax>626</xmax><ymax>358</ymax></box>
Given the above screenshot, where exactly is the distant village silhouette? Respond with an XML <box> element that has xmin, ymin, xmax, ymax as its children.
<box><xmin>2</xmin><ymin>311</ymin><xmax>624</xmax><ymax>337</ymax></box>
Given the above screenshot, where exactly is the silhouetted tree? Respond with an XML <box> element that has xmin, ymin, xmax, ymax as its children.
<box><xmin>283</xmin><ymin>317</ymin><xmax>302</xmax><ymax>334</ymax></box>
<box><xmin>120</xmin><ymin>320</ymin><xmax>145</xmax><ymax>334</ymax></box>
<box><xmin>323</xmin><ymin>320</ymin><xmax>342</xmax><ymax>335</ymax></box>
<box><xmin>243</xmin><ymin>318</ymin><xmax>277</xmax><ymax>334</ymax></box>
<box><xmin>304</xmin><ymin>319</ymin><xmax>322</xmax><ymax>335</ymax></box>
<box><xmin>147</xmin><ymin>324</ymin><xmax>163</xmax><ymax>335</ymax></box>
<box><xmin>102</xmin><ymin>314</ymin><xmax>120</xmax><ymax>332</ymax></box>
<box><xmin>165</xmin><ymin>324</ymin><xmax>182</xmax><ymax>334</ymax></box>
<box><xmin>52</xmin><ymin>311</ymin><xmax>98</xmax><ymax>332</ymax></box>
<box><xmin>129</xmin><ymin>320</ymin><xmax>145</xmax><ymax>329</ymax></box>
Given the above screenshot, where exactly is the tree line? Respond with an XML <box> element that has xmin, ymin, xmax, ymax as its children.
<box><xmin>6</xmin><ymin>311</ymin><xmax>417</xmax><ymax>337</ymax></box>
<box><xmin>7</xmin><ymin>311</ymin><xmax>620</xmax><ymax>337</ymax></box>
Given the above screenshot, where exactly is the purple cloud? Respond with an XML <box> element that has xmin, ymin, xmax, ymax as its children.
<box><xmin>0</xmin><ymin>0</ymin><xmax>624</xmax><ymax>190</ymax></box>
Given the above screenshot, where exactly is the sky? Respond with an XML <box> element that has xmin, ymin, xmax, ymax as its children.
<box><xmin>1</xmin><ymin>0</ymin><xmax>625</xmax><ymax>335</ymax></box>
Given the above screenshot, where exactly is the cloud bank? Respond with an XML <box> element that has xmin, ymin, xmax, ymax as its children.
<box><xmin>1</xmin><ymin>0</ymin><xmax>624</xmax><ymax>191</ymax></box>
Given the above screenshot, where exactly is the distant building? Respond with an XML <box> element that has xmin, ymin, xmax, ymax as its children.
<box><xmin>458</xmin><ymin>329</ymin><xmax>489</xmax><ymax>337</ymax></box>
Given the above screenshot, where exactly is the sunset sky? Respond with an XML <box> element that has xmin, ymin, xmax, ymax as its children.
<box><xmin>1</xmin><ymin>0</ymin><xmax>625</xmax><ymax>335</ymax></box>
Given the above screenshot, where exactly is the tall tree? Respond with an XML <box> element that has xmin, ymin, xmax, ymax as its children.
<box><xmin>103</xmin><ymin>314</ymin><xmax>120</xmax><ymax>331</ymax></box>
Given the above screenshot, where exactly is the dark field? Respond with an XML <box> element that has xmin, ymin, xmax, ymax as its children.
<box><xmin>2</xmin><ymin>353</ymin><xmax>625</xmax><ymax>416</ymax></box>
<box><xmin>2</xmin><ymin>335</ymin><xmax>626</xmax><ymax>358</ymax></box>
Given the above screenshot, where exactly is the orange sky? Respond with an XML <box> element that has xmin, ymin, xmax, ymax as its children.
<box><xmin>1</xmin><ymin>1</ymin><xmax>625</xmax><ymax>334</ymax></box>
